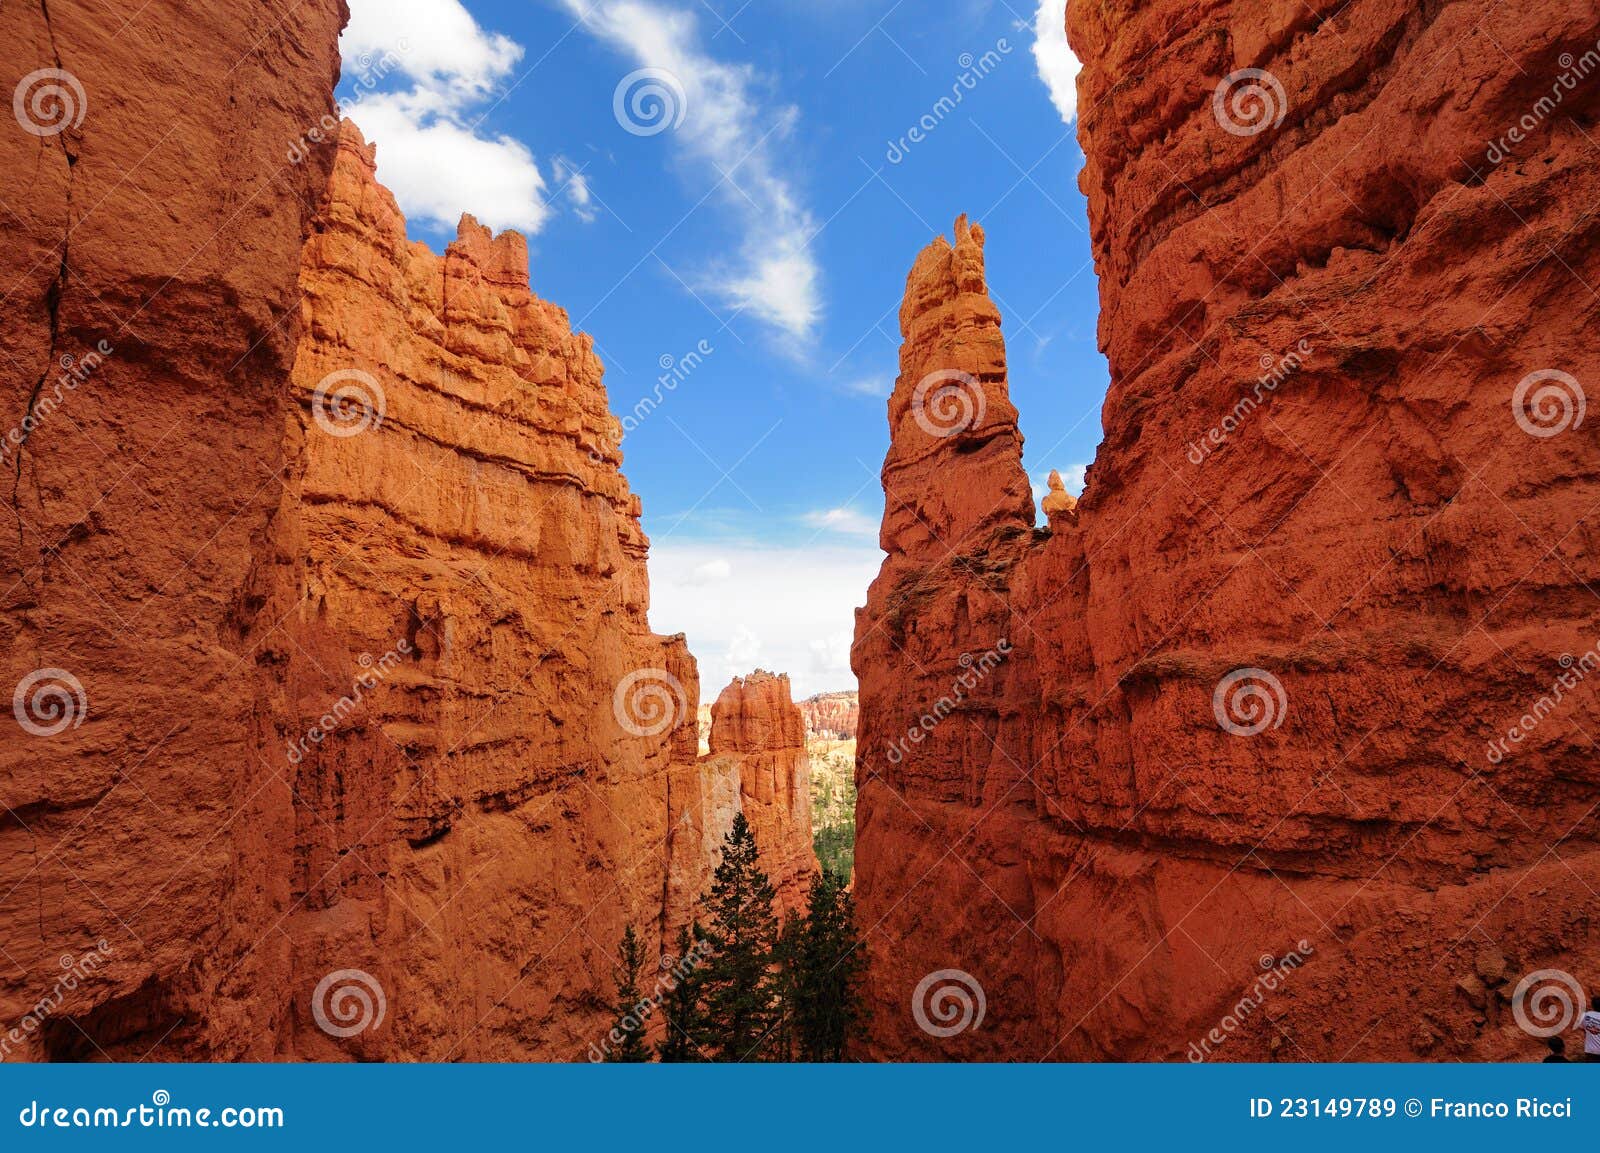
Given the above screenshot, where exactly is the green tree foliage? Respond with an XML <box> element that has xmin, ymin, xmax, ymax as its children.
<box><xmin>660</xmin><ymin>815</ymin><xmax>871</xmax><ymax>1062</ymax></box>
<box><xmin>603</xmin><ymin>924</ymin><xmax>653</xmax><ymax>1062</ymax></box>
<box><xmin>788</xmin><ymin>870</ymin><xmax>870</xmax><ymax>1061</ymax></box>
<box><xmin>698</xmin><ymin>812</ymin><xmax>783</xmax><ymax>1061</ymax></box>
<box><xmin>810</xmin><ymin>753</ymin><xmax>857</xmax><ymax>881</ymax></box>
<box><xmin>656</xmin><ymin>923</ymin><xmax>709</xmax><ymax>1062</ymax></box>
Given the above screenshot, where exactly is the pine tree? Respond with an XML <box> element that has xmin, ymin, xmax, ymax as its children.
<box><xmin>656</xmin><ymin>924</ymin><xmax>708</xmax><ymax>1062</ymax></box>
<box><xmin>698</xmin><ymin>812</ymin><xmax>783</xmax><ymax>1061</ymax></box>
<box><xmin>770</xmin><ymin>914</ymin><xmax>804</xmax><ymax>1062</ymax></box>
<box><xmin>791</xmin><ymin>869</ymin><xmax>870</xmax><ymax>1061</ymax></box>
<box><xmin>603</xmin><ymin>924</ymin><xmax>653</xmax><ymax>1062</ymax></box>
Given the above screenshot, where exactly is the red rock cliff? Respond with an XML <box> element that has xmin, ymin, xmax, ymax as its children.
<box><xmin>854</xmin><ymin>1</ymin><xmax>1600</xmax><ymax>1061</ymax></box>
<box><xmin>1</xmin><ymin>0</ymin><xmax>347</xmax><ymax>1060</ymax></box>
<box><xmin>704</xmin><ymin>671</ymin><xmax>819</xmax><ymax>913</ymax></box>
<box><xmin>1</xmin><ymin>9</ymin><xmax>715</xmax><ymax>1061</ymax></box>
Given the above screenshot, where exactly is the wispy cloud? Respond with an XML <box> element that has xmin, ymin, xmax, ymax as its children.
<box><xmin>1031</xmin><ymin>0</ymin><xmax>1081</xmax><ymax>124</ymax></box>
<box><xmin>802</xmin><ymin>506</ymin><xmax>878</xmax><ymax>537</ymax></box>
<box><xmin>342</xmin><ymin>0</ymin><xmax>551</xmax><ymax>234</ymax></box>
<box><xmin>553</xmin><ymin>155</ymin><xmax>598</xmax><ymax>222</ymax></box>
<box><xmin>840</xmin><ymin>375</ymin><xmax>892</xmax><ymax>399</ymax></box>
<box><xmin>563</xmin><ymin>0</ymin><xmax>822</xmax><ymax>341</ymax></box>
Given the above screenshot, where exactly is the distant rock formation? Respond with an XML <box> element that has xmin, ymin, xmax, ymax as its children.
<box><xmin>799</xmin><ymin>690</ymin><xmax>859</xmax><ymax>740</ymax></box>
<box><xmin>704</xmin><ymin>671</ymin><xmax>820</xmax><ymax>913</ymax></box>
<box><xmin>852</xmin><ymin>0</ymin><xmax>1600</xmax><ymax>1062</ymax></box>
<box><xmin>1040</xmin><ymin>471</ymin><xmax>1077</xmax><ymax>522</ymax></box>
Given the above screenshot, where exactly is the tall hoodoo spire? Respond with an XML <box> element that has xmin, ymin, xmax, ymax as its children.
<box><xmin>879</xmin><ymin>216</ymin><xmax>1034</xmax><ymax>562</ymax></box>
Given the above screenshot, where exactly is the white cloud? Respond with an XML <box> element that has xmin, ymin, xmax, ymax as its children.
<box><xmin>1031</xmin><ymin>0</ymin><xmax>1081</xmax><ymax>124</ymax></box>
<box><xmin>841</xmin><ymin>375</ymin><xmax>891</xmax><ymax>398</ymax></box>
<box><xmin>802</xmin><ymin>507</ymin><xmax>878</xmax><ymax>537</ymax></box>
<box><xmin>563</xmin><ymin>0</ymin><xmax>822</xmax><ymax>340</ymax></box>
<box><xmin>689</xmin><ymin>557</ymin><xmax>732</xmax><ymax>584</ymax></box>
<box><xmin>344</xmin><ymin>0</ymin><xmax>521</xmax><ymax>97</ymax></box>
<box><xmin>553</xmin><ymin>156</ymin><xmax>598</xmax><ymax>223</ymax></box>
<box><xmin>650</xmin><ymin>541</ymin><xmax>881</xmax><ymax>698</ymax></box>
<box><xmin>341</xmin><ymin>0</ymin><xmax>552</xmax><ymax>234</ymax></box>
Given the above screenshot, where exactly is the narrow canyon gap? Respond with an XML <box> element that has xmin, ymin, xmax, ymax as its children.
<box><xmin>3</xmin><ymin>0</ymin><xmax>1600</xmax><ymax>1065</ymax></box>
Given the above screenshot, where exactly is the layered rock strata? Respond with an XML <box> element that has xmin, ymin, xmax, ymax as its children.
<box><xmin>799</xmin><ymin>691</ymin><xmax>860</xmax><ymax>740</ymax></box>
<box><xmin>853</xmin><ymin>0</ymin><xmax>1600</xmax><ymax>1061</ymax></box>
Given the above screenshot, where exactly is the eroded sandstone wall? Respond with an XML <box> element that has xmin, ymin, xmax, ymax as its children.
<box><xmin>1</xmin><ymin>8</ymin><xmax>710</xmax><ymax>1062</ymax></box>
<box><xmin>259</xmin><ymin>123</ymin><xmax>706</xmax><ymax>1061</ymax></box>
<box><xmin>0</xmin><ymin>0</ymin><xmax>349</xmax><ymax>1061</ymax></box>
<box><xmin>854</xmin><ymin>1</ymin><xmax>1600</xmax><ymax>1061</ymax></box>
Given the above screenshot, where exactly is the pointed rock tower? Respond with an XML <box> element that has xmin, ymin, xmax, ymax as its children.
<box><xmin>880</xmin><ymin>215</ymin><xmax>1035</xmax><ymax>560</ymax></box>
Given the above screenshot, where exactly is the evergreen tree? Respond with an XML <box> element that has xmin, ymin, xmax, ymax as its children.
<box><xmin>770</xmin><ymin>915</ymin><xmax>804</xmax><ymax>1062</ymax></box>
<box><xmin>603</xmin><ymin>924</ymin><xmax>653</xmax><ymax>1062</ymax></box>
<box><xmin>791</xmin><ymin>869</ymin><xmax>870</xmax><ymax>1061</ymax></box>
<box><xmin>698</xmin><ymin>812</ymin><xmax>782</xmax><ymax>1061</ymax></box>
<box><xmin>656</xmin><ymin>923</ymin><xmax>708</xmax><ymax>1062</ymax></box>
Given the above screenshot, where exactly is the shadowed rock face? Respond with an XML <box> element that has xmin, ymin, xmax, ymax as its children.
<box><xmin>0</xmin><ymin>10</ymin><xmax>721</xmax><ymax>1060</ymax></box>
<box><xmin>854</xmin><ymin>1</ymin><xmax>1600</xmax><ymax>1061</ymax></box>
<box><xmin>1</xmin><ymin>0</ymin><xmax>348</xmax><ymax>1061</ymax></box>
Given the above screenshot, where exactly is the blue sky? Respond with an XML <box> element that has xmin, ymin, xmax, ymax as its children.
<box><xmin>337</xmin><ymin>0</ymin><xmax>1106</xmax><ymax>697</ymax></box>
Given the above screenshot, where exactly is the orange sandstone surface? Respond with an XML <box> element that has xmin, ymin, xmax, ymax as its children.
<box><xmin>0</xmin><ymin>1</ymin><xmax>762</xmax><ymax>1055</ymax></box>
<box><xmin>852</xmin><ymin>1</ymin><xmax>1600</xmax><ymax>1061</ymax></box>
